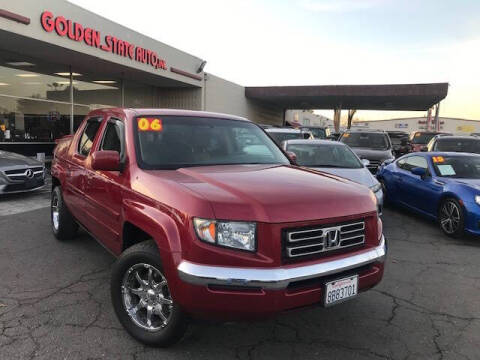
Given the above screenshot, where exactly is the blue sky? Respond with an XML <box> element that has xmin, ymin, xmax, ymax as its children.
<box><xmin>70</xmin><ymin>0</ymin><xmax>480</xmax><ymax>121</ymax></box>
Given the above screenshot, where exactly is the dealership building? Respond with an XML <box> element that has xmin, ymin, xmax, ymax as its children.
<box><xmin>352</xmin><ymin>117</ymin><xmax>480</xmax><ymax>134</ymax></box>
<box><xmin>0</xmin><ymin>0</ymin><xmax>449</xmax><ymax>158</ymax></box>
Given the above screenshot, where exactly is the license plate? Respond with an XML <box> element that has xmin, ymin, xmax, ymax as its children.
<box><xmin>324</xmin><ymin>275</ymin><xmax>358</xmax><ymax>306</ymax></box>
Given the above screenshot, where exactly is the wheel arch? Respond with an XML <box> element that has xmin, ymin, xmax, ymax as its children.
<box><xmin>51</xmin><ymin>176</ymin><xmax>61</xmax><ymax>190</ymax></box>
<box><xmin>121</xmin><ymin>201</ymin><xmax>183</xmax><ymax>259</ymax></box>
<box><xmin>437</xmin><ymin>192</ymin><xmax>463</xmax><ymax>212</ymax></box>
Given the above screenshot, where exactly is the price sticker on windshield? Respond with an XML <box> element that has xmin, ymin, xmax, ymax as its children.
<box><xmin>137</xmin><ymin>117</ymin><xmax>163</xmax><ymax>132</ymax></box>
<box><xmin>432</xmin><ymin>156</ymin><xmax>445</xmax><ymax>163</ymax></box>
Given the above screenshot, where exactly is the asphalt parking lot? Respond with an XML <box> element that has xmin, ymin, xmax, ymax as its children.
<box><xmin>1</xmin><ymin>189</ymin><xmax>479</xmax><ymax>360</ymax></box>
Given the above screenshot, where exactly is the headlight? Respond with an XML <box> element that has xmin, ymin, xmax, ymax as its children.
<box><xmin>369</xmin><ymin>183</ymin><xmax>382</xmax><ymax>193</ymax></box>
<box><xmin>194</xmin><ymin>218</ymin><xmax>256</xmax><ymax>252</ymax></box>
<box><xmin>475</xmin><ymin>195</ymin><xmax>480</xmax><ymax>205</ymax></box>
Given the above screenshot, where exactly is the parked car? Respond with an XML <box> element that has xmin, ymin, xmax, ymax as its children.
<box><xmin>409</xmin><ymin>131</ymin><xmax>451</xmax><ymax>152</ymax></box>
<box><xmin>339</xmin><ymin>130</ymin><xmax>394</xmax><ymax>174</ymax></box>
<box><xmin>426</xmin><ymin>135</ymin><xmax>480</xmax><ymax>154</ymax></box>
<box><xmin>265</xmin><ymin>127</ymin><xmax>313</xmax><ymax>145</ymax></box>
<box><xmin>377</xmin><ymin>152</ymin><xmax>480</xmax><ymax>237</ymax></box>
<box><xmin>283</xmin><ymin>139</ymin><xmax>383</xmax><ymax>213</ymax></box>
<box><xmin>0</xmin><ymin>150</ymin><xmax>46</xmax><ymax>194</ymax></box>
<box><xmin>329</xmin><ymin>132</ymin><xmax>343</xmax><ymax>141</ymax></box>
<box><xmin>51</xmin><ymin>108</ymin><xmax>386</xmax><ymax>347</ymax></box>
<box><xmin>300</xmin><ymin>126</ymin><xmax>331</xmax><ymax>139</ymax></box>
<box><xmin>387</xmin><ymin>131</ymin><xmax>412</xmax><ymax>157</ymax></box>
<box><xmin>471</xmin><ymin>133</ymin><xmax>480</xmax><ymax>137</ymax></box>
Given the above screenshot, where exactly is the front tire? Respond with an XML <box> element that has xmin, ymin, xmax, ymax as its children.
<box><xmin>111</xmin><ymin>240</ymin><xmax>188</xmax><ymax>347</ymax></box>
<box><xmin>439</xmin><ymin>198</ymin><xmax>464</xmax><ymax>238</ymax></box>
<box><xmin>51</xmin><ymin>186</ymin><xmax>78</xmax><ymax>240</ymax></box>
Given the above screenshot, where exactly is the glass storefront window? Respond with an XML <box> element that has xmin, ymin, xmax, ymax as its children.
<box><xmin>0</xmin><ymin>95</ymin><xmax>71</xmax><ymax>143</ymax></box>
<box><xmin>0</xmin><ymin>64</ymin><xmax>158</xmax><ymax>155</ymax></box>
<box><xmin>72</xmin><ymin>77</ymin><xmax>121</xmax><ymax>109</ymax></box>
<box><xmin>0</xmin><ymin>65</ymin><xmax>71</xmax><ymax>102</ymax></box>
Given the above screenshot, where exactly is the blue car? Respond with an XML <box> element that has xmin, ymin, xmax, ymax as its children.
<box><xmin>377</xmin><ymin>152</ymin><xmax>480</xmax><ymax>237</ymax></box>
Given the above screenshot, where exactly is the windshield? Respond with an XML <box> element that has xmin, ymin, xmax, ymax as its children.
<box><xmin>340</xmin><ymin>133</ymin><xmax>389</xmax><ymax>150</ymax></box>
<box><xmin>286</xmin><ymin>143</ymin><xmax>363</xmax><ymax>168</ymax></box>
<box><xmin>432</xmin><ymin>156</ymin><xmax>480</xmax><ymax>179</ymax></box>
<box><xmin>436</xmin><ymin>139</ymin><xmax>480</xmax><ymax>154</ymax></box>
<box><xmin>267</xmin><ymin>131</ymin><xmax>303</xmax><ymax>145</ymax></box>
<box><xmin>134</xmin><ymin>116</ymin><xmax>290</xmax><ymax>169</ymax></box>
<box><xmin>411</xmin><ymin>133</ymin><xmax>440</xmax><ymax>144</ymax></box>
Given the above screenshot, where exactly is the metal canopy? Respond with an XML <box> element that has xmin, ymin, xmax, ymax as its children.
<box><xmin>245</xmin><ymin>83</ymin><xmax>449</xmax><ymax>110</ymax></box>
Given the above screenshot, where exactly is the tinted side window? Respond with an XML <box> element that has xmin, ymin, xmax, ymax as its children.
<box><xmin>101</xmin><ymin>121</ymin><xmax>122</xmax><ymax>154</ymax></box>
<box><xmin>78</xmin><ymin>119</ymin><xmax>102</xmax><ymax>156</ymax></box>
<box><xmin>406</xmin><ymin>156</ymin><xmax>428</xmax><ymax>170</ymax></box>
<box><xmin>397</xmin><ymin>158</ymin><xmax>407</xmax><ymax>169</ymax></box>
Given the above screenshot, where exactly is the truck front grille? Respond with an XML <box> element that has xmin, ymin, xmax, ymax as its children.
<box><xmin>283</xmin><ymin>221</ymin><xmax>365</xmax><ymax>259</ymax></box>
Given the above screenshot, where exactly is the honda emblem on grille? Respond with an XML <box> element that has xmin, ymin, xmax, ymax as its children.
<box><xmin>25</xmin><ymin>169</ymin><xmax>34</xmax><ymax>178</ymax></box>
<box><xmin>324</xmin><ymin>229</ymin><xmax>341</xmax><ymax>248</ymax></box>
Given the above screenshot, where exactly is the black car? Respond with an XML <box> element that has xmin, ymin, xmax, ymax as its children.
<box><xmin>387</xmin><ymin>131</ymin><xmax>412</xmax><ymax>157</ymax></box>
<box><xmin>339</xmin><ymin>130</ymin><xmax>395</xmax><ymax>173</ymax></box>
<box><xmin>0</xmin><ymin>150</ymin><xmax>46</xmax><ymax>194</ymax></box>
<box><xmin>426</xmin><ymin>135</ymin><xmax>480</xmax><ymax>154</ymax></box>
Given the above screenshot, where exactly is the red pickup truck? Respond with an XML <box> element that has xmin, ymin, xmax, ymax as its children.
<box><xmin>51</xmin><ymin>108</ymin><xmax>386</xmax><ymax>347</ymax></box>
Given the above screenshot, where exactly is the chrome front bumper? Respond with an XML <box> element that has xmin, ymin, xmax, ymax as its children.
<box><xmin>177</xmin><ymin>235</ymin><xmax>386</xmax><ymax>290</ymax></box>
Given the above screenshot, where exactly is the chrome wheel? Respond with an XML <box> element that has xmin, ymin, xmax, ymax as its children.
<box><xmin>440</xmin><ymin>201</ymin><xmax>460</xmax><ymax>234</ymax></box>
<box><xmin>51</xmin><ymin>193</ymin><xmax>59</xmax><ymax>231</ymax></box>
<box><xmin>121</xmin><ymin>263</ymin><xmax>173</xmax><ymax>332</ymax></box>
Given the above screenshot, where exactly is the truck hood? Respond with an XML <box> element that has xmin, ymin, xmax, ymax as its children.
<box><xmin>0</xmin><ymin>150</ymin><xmax>42</xmax><ymax>168</ymax></box>
<box><xmin>309</xmin><ymin>167</ymin><xmax>377</xmax><ymax>188</ymax></box>
<box><xmin>173</xmin><ymin>164</ymin><xmax>376</xmax><ymax>223</ymax></box>
<box><xmin>349</xmin><ymin>148</ymin><xmax>394</xmax><ymax>161</ymax></box>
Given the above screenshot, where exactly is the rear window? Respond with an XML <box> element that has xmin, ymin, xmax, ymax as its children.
<box><xmin>436</xmin><ymin>138</ymin><xmax>480</xmax><ymax>154</ymax></box>
<box><xmin>305</xmin><ymin>128</ymin><xmax>327</xmax><ymax>139</ymax></box>
<box><xmin>411</xmin><ymin>132</ymin><xmax>450</xmax><ymax>144</ymax></box>
<box><xmin>267</xmin><ymin>131</ymin><xmax>303</xmax><ymax>145</ymax></box>
<box><xmin>340</xmin><ymin>132</ymin><xmax>389</xmax><ymax>150</ymax></box>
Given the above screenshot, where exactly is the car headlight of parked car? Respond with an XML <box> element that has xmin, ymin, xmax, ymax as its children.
<box><xmin>475</xmin><ymin>195</ymin><xmax>480</xmax><ymax>205</ymax></box>
<box><xmin>370</xmin><ymin>183</ymin><xmax>382</xmax><ymax>193</ymax></box>
<box><xmin>194</xmin><ymin>218</ymin><xmax>256</xmax><ymax>252</ymax></box>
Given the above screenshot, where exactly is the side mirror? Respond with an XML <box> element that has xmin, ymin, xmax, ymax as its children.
<box><xmin>286</xmin><ymin>151</ymin><xmax>297</xmax><ymax>163</ymax></box>
<box><xmin>411</xmin><ymin>167</ymin><xmax>426</xmax><ymax>178</ymax></box>
<box><xmin>91</xmin><ymin>150</ymin><xmax>121</xmax><ymax>171</ymax></box>
<box><xmin>361</xmin><ymin>158</ymin><xmax>370</xmax><ymax>166</ymax></box>
<box><xmin>420</xmin><ymin>146</ymin><xmax>428</xmax><ymax>152</ymax></box>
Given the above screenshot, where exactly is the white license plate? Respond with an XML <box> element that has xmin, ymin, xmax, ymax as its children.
<box><xmin>324</xmin><ymin>275</ymin><xmax>358</xmax><ymax>306</ymax></box>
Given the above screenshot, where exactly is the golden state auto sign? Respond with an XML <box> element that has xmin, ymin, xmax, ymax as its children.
<box><xmin>40</xmin><ymin>11</ymin><xmax>167</xmax><ymax>71</ymax></box>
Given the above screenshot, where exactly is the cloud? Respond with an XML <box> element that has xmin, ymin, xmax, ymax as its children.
<box><xmin>300</xmin><ymin>0</ymin><xmax>385</xmax><ymax>12</ymax></box>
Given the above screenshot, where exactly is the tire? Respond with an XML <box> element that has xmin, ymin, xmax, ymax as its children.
<box><xmin>111</xmin><ymin>240</ymin><xmax>188</xmax><ymax>347</ymax></box>
<box><xmin>51</xmin><ymin>186</ymin><xmax>78</xmax><ymax>240</ymax></box>
<box><xmin>438</xmin><ymin>198</ymin><xmax>465</xmax><ymax>238</ymax></box>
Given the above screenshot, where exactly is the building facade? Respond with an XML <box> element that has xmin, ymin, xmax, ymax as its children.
<box><xmin>352</xmin><ymin>117</ymin><xmax>480</xmax><ymax>135</ymax></box>
<box><xmin>285</xmin><ymin>110</ymin><xmax>333</xmax><ymax>128</ymax></box>
<box><xmin>0</xmin><ymin>0</ymin><xmax>284</xmax><ymax>157</ymax></box>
